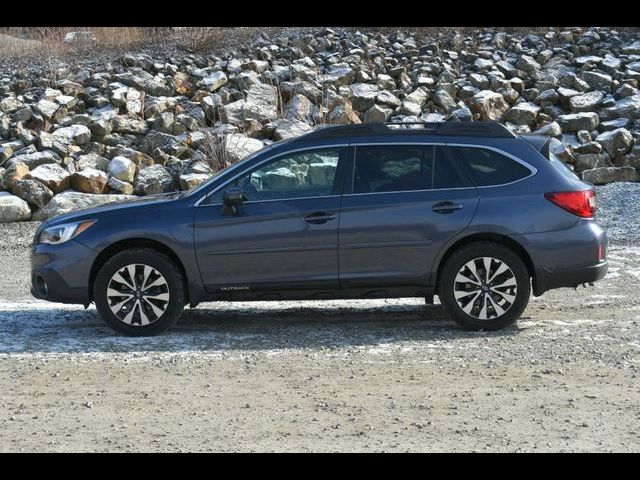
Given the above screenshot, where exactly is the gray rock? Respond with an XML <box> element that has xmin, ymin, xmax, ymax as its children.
<box><xmin>179</xmin><ymin>173</ymin><xmax>210</xmax><ymax>190</ymax></box>
<box><xmin>76</xmin><ymin>154</ymin><xmax>109</xmax><ymax>172</ymax></box>
<box><xmin>363</xmin><ymin>104</ymin><xmax>393</xmax><ymax>123</ymax></box>
<box><xmin>569</xmin><ymin>91</ymin><xmax>604</xmax><ymax>113</ymax></box>
<box><xmin>532</xmin><ymin>121</ymin><xmax>562</xmax><ymax>137</ymax></box>
<box><xmin>51</xmin><ymin>125</ymin><xmax>92</xmax><ymax>146</ymax></box>
<box><xmin>107</xmin><ymin>176</ymin><xmax>134</xmax><ymax>195</ymax></box>
<box><xmin>602</xmin><ymin>95</ymin><xmax>640</xmax><ymax>119</ymax></box>
<box><xmin>581</xmin><ymin>166</ymin><xmax>638</xmax><ymax>184</ymax></box>
<box><xmin>71</xmin><ymin>168</ymin><xmax>108</xmax><ymax>194</ymax></box>
<box><xmin>115</xmin><ymin>69</ymin><xmax>174</xmax><ymax>96</ymax></box>
<box><xmin>0</xmin><ymin>192</ymin><xmax>31</xmax><ymax>222</ymax></box>
<box><xmin>5</xmin><ymin>150</ymin><xmax>60</xmax><ymax>169</ymax></box>
<box><xmin>199</xmin><ymin>71</ymin><xmax>228</xmax><ymax>92</ymax></box>
<box><xmin>515</xmin><ymin>55</ymin><xmax>541</xmax><ymax>75</ymax></box>
<box><xmin>469</xmin><ymin>90</ymin><xmax>508</xmax><ymax>121</ymax></box>
<box><xmin>134</xmin><ymin>164</ymin><xmax>175</xmax><ymax>195</ymax></box>
<box><xmin>223</xmin><ymin>134</ymin><xmax>265</xmax><ymax>163</ymax></box>
<box><xmin>557</xmin><ymin>112</ymin><xmax>599</xmax><ymax>132</ymax></box>
<box><xmin>503</xmin><ymin>102</ymin><xmax>540</xmax><ymax>125</ymax></box>
<box><xmin>27</xmin><ymin>163</ymin><xmax>71</xmax><ymax>193</ymax></box>
<box><xmin>274</xmin><ymin>120</ymin><xmax>313</xmax><ymax>140</ymax></box>
<box><xmin>1</xmin><ymin>161</ymin><xmax>29</xmax><ymax>190</ymax></box>
<box><xmin>574</xmin><ymin>152</ymin><xmax>611</xmax><ymax>172</ymax></box>
<box><xmin>12</xmin><ymin>178</ymin><xmax>53</xmax><ymax>208</ymax></box>
<box><xmin>582</xmin><ymin>71</ymin><xmax>613</xmax><ymax>91</ymax></box>
<box><xmin>595</xmin><ymin>128</ymin><xmax>634</xmax><ymax>158</ymax></box>
<box><xmin>349</xmin><ymin>83</ymin><xmax>379</xmax><ymax>112</ymax></box>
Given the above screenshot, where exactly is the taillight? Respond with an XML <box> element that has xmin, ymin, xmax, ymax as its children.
<box><xmin>544</xmin><ymin>190</ymin><xmax>596</xmax><ymax>218</ymax></box>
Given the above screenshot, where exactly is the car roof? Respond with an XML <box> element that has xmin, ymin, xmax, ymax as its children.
<box><xmin>288</xmin><ymin>121</ymin><xmax>518</xmax><ymax>145</ymax></box>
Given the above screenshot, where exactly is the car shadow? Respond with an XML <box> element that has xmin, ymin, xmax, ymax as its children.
<box><xmin>0</xmin><ymin>300</ymin><xmax>526</xmax><ymax>355</ymax></box>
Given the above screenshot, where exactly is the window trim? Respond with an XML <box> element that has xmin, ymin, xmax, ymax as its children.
<box><xmin>195</xmin><ymin>144</ymin><xmax>349</xmax><ymax>207</ymax></box>
<box><xmin>344</xmin><ymin>142</ymin><xmax>537</xmax><ymax>196</ymax></box>
<box><xmin>195</xmin><ymin>141</ymin><xmax>538</xmax><ymax>205</ymax></box>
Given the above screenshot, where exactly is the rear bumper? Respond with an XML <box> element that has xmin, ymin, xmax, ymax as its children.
<box><xmin>516</xmin><ymin>218</ymin><xmax>608</xmax><ymax>296</ymax></box>
<box><xmin>533</xmin><ymin>261</ymin><xmax>608</xmax><ymax>296</ymax></box>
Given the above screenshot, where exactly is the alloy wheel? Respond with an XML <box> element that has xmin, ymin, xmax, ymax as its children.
<box><xmin>107</xmin><ymin>264</ymin><xmax>170</xmax><ymax>326</ymax></box>
<box><xmin>453</xmin><ymin>257</ymin><xmax>517</xmax><ymax>320</ymax></box>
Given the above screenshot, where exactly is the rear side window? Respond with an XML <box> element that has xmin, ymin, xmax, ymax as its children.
<box><xmin>353</xmin><ymin>145</ymin><xmax>434</xmax><ymax>194</ymax></box>
<box><xmin>449</xmin><ymin>146</ymin><xmax>532</xmax><ymax>186</ymax></box>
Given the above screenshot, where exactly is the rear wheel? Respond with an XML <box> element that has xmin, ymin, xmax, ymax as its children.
<box><xmin>94</xmin><ymin>248</ymin><xmax>185</xmax><ymax>336</ymax></box>
<box><xmin>438</xmin><ymin>242</ymin><xmax>530</xmax><ymax>330</ymax></box>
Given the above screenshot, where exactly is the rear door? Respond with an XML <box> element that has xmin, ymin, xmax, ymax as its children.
<box><xmin>338</xmin><ymin>144</ymin><xmax>479</xmax><ymax>287</ymax></box>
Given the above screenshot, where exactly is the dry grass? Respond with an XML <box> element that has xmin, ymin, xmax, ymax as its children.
<box><xmin>199</xmin><ymin>131</ymin><xmax>232</xmax><ymax>173</ymax></box>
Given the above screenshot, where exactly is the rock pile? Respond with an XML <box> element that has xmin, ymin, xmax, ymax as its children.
<box><xmin>1</xmin><ymin>27</ymin><xmax>639</xmax><ymax>221</ymax></box>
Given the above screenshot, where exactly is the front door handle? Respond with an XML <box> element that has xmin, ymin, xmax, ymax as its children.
<box><xmin>304</xmin><ymin>212</ymin><xmax>336</xmax><ymax>224</ymax></box>
<box><xmin>432</xmin><ymin>201</ymin><xmax>463</xmax><ymax>213</ymax></box>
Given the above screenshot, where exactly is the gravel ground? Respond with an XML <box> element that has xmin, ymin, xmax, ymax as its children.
<box><xmin>0</xmin><ymin>185</ymin><xmax>639</xmax><ymax>452</ymax></box>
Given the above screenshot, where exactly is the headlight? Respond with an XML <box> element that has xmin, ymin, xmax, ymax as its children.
<box><xmin>39</xmin><ymin>220</ymin><xmax>96</xmax><ymax>245</ymax></box>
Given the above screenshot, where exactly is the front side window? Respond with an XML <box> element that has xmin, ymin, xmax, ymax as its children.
<box><xmin>207</xmin><ymin>148</ymin><xmax>341</xmax><ymax>204</ymax></box>
<box><xmin>448</xmin><ymin>146</ymin><xmax>532</xmax><ymax>186</ymax></box>
<box><xmin>353</xmin><ymin>145</ymin><xmax>434</xmax><ymax>194</ymax></box>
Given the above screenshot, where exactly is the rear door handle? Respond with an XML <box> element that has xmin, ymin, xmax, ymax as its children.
<box><xmin>304</xmin><ymin>212</ymin><xmax>336</xmax><ymax>224</ymax></box>
<box><xmin>432</xmin><ymin>201</ymin><xmax>463</xmax><ymax>213</ymax></box>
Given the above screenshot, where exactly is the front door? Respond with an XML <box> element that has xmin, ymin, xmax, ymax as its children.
<box><xmin>194</xmin><ymin>146</ymin><xmax>346</xmax><ymax>293</ymax></box>
<box><xmin>338</xmin><ymin>144</ymin><xmax>479</xmax><ymax>287</ymax></box>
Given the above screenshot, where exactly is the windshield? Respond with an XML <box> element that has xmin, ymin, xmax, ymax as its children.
<box><xmin>182</xmin><ymin>143</ymin><xmax>274</xmax><ymax>198</ymax></box>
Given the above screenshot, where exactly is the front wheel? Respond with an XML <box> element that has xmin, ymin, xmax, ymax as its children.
<box><xmin>94</xmin><ymin>248</ymin><xmax>185</xmax><ymax>336</ymax></box>
<box><xmin>438</xmin><ymin>242</ymin><xmax>531</xmax><ymax>331</ymax></box>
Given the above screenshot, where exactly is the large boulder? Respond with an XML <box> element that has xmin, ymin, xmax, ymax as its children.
<box><xmin>0</xmin><ymin>161</ymin><xmax>29</xmax><ymax>190</ymax></box>
<box><xmin>199</xmin><ymin>71</ymin><xmax>228</xmax><ymax>92</ymax></box>
<box><xmin>602</xmin><ymin>95</ymin><xmax>640</xmax><ymax>119</ymax></box>
<box><xmin>556</xmin><ymin>112</ymin><xmax>599</xmax><ymax>132</ymax></box>
<box><xmin>4</xmin><ymin>150</ymin><xmax>60</xmax><ymax>169</ymax></box>
<box><xmin>27</xmin><ymin>163</ymin><xmax>71</xmax><ymax>193</ymax></box>
<box><xmin>134</xmin><ymin>164</ymin><xmax>176</xmax><ymax>195</ymax></box>
<box><xmin>595</xmin><ymin>128</ymin><xmax>634</xmax><ymax>158</ymax></box>
<box><xmin>0</xmin><ymin>192</ymin><xmax>31</xmax><ymax>222</ymax></box>
<box><xmin>107</xmin><ymin>156</ymin><xmax>136</xmax><ymax>182</ymax></box>
<box><xmin>580</xmin><ymin>166</ymin><xmax>638</xmax><ymax>184</ymax></box>
<box><xmin>469</xmin><ymin>90</ymin><xmax>508</xmax><ymax>121</ymax></box>
<box><xmin>273</xmin><ymin>120</ymin><xmax>313</xmax><ymax>141</ymax></box>
<box><xmin>71</xmin><ymin>168</ymin><xmax>108</xmax><ymax>194</ymax></box>
<box><xmin>223</xmin><ymin>134</ymin><xmax>265</xmax><ymax>163</ymax></box>
<box><xmin>50</xmin><ymin>125</ymin><xmax>92</xmax><ymax>146</ymax></box>
<box><xmin>12</xmin><ymin>178</ymin><xmax>53</xmax><ymax>208</ymax></box>
<box><xmin>114</xmin><ymin>68</ymin><xmax>174</xmax><ymax>96</ymax></box>
<box><xmin>33</xmin><ymin>191</ymin><xmax>135</xmax><ymax>221</ymax></box>
<box><xmin>179</xmin><ymin>173</ymin><xmax>210</xmax><ymax>190</ymax></box>
<box><xmin>569</xmin><ymin>91</ymin><xmax>604</xmax><ymax>113</ymax></box>
<box><xmin>502</xmin><ymin>102</ymin><xmax>540</xmax><ymax>125</ymax></box>
<box><xmin>349</xmin><ymin>83</ymin><xmax>379</xmax><ymax>112</ymax></box>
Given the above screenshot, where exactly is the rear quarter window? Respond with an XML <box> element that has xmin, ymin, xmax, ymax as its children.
<box><xmin>449</xmin><ymin>146</ymin><xmax>532</xmax><ymax>186</ymax></box>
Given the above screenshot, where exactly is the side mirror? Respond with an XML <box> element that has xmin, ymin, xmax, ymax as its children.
<box><xmin>223</xmin><ymin>187</ymin><xmax>245</xmax><ymax>206</ymax></box>
<box><xmin>221</xmin><ymin>187</ymin><xmax>244</xmax><ymax>215</ymax></box>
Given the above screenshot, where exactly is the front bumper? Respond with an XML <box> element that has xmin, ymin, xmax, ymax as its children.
<box><xmin>31</xmin><ymin>239</ymin><xmax>97</xmax><ymax>304</ymax></box>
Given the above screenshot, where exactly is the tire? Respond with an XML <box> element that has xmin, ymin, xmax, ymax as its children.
<box><xmin>93</xmin><ymin>248</ymin><xmax>185</xmax><ymax>336</ymax></box>
<box><xmin>438</xmin><ymin>242</ymin><xmax>530</xmax><ymax>331</ymax></box>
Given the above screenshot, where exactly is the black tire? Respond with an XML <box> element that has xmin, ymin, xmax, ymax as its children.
<box><xmin>94</xmin><ymin>248</ymin><xmax>185</xmax><ymax>336</ymax></box>
<box><xmin>438</xmin><ymin>242</ymin><xmax>530</xmax><ymax>331</ymax></box>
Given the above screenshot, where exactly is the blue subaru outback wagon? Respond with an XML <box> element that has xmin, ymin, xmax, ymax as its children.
<box><xmin>31</xmin><ymin>122</ymin><xmax>608</xmax><ymax>335</ymax></box>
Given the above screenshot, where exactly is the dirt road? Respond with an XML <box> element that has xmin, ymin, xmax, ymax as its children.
<box><xmin>0</xmin><ymin>222</ymin><xmax>638</xmax><ymax>452</ymax></box>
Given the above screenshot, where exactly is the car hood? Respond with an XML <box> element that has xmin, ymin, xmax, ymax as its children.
<box><xmin>41</xmin><ymin>192</ymin><xmax>182</xmax><ymax>228</ymax></box>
